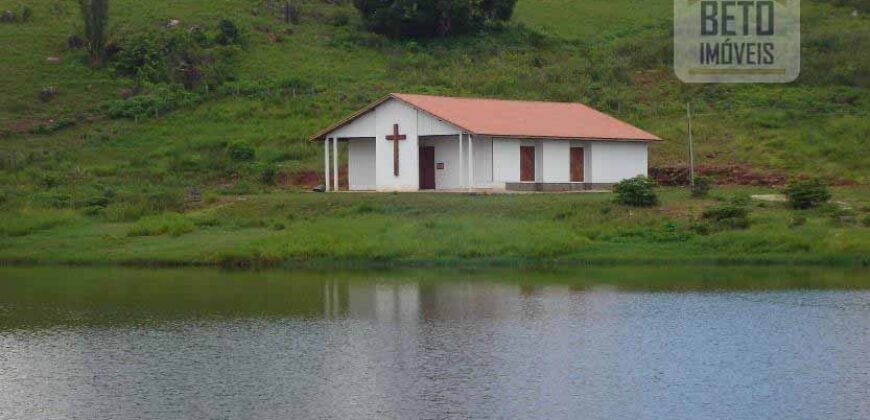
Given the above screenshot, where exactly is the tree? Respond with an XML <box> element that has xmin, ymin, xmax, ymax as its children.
<box><xmin>78</xmin><ymin>0</ymin><xmax>109</xmax><ymax>66</ymax></box>
<box><xmin>353</xmin><ymin>0</ymin><xmax>517</xmax><ymax>38</ymax></box>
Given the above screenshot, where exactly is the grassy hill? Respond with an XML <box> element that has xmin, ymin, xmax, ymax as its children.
<box><xmin>0</xmin><ymin>0</ymin><xmax>868</xmax><ymax>267</ymax></box>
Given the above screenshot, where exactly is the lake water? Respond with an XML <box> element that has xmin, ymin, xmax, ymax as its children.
<box><xmin>1</xmin><ymin>266</ymin><xmax>869</xmax><ymax>420</ymax></box>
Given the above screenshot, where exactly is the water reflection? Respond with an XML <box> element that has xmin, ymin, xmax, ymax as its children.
<box><xmin>1</xmin><ymin>266</ymin><xmax>869</xmax><ymax>419</ymax></box>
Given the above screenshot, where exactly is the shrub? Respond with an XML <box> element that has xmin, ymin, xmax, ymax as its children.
<box><xmin>330</xmin><ymin>11</ymin><xmax>350</xmax><ymax>27</ymax></box>
<box><xmin>862</xmin><ymin>214</ymin><xmax>870</xmax><ymax>228</ymax></box>
<box><xmin>105</xmin><ymin>86</ymin><xmax>201</xmax><ymax>119</ymax></box>
<box><xmin>20</xmin><ymin>6</ymin><xmax>32</xmax><ymax>22</ymax></box>
<box><xmin>112</xmin><ymin>27</ymin><xmax>236</xmax><ymax>90</ymax></box>
<box><xmin>216</xmin><ymin>19</ymin><xmax>240</xmax><ymax>45</ymax></box>
<box><xmin>259</xmin><ymin>163</ymin><xmax>277</xmax><ymax>185</ymax></box>
<box><xmin>227</xmin><ymin>141</ymin><xmax>255</xmax><ymax>162</ymax></box>
<box><xmin>113</xmin><ymin>31</ymin><xmax>166</xmax><ymax>82</ymax></box>
<box><xmin>127</xmin><ymin>213</ymin><xmax>194</xmax><ymax>237</ymax></box>
<box><xmin>353</xmin><ymin>0</ymin><xmax>517</xmax><ymax>38</ymax></box>
<box><xmin>729</xmin><ymin>193</ymin><xmax>751</xmax><ymax>206</ymax></box>
<box><xmin>613</xmin><ymin>176</ymin><xmax>658</xmax><ymax>207</ymax></box>
<box><xmin>703</xmin><ymin>204</ymin><xmax>750</xmax><ymax>221</ymax></box>
<box><xmin>690</xmin><ymin>176</ymin><xmax>711</xmax><ymax>198</ymax></box>
<box><xmin>695</xmin><ymin>204</ymin><xmax>751</xmax><ymax>233</ymax></box>
<box><xmin>785</xmin><ymin>178</ymin><xmax>831</xmax><ymax>209</ymax></box>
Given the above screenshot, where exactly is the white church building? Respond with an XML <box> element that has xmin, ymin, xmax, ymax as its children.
<box><xmin>311</xmin><ymin>93</ymin><xmax>661</xmax><ymax>192</ymax></box>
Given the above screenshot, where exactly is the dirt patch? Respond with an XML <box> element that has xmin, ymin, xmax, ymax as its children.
<box><xmin>282</xmin><ymin>168</ymin><xmax>348</xmax><ymax>189</ymax></box>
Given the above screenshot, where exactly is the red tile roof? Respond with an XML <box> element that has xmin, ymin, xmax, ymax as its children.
<box><xmin>311</xmin><ymin>93</ymin><xmax>661</xmax><ymax>141</ymax></box>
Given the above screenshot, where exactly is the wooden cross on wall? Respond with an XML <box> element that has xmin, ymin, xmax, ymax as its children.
<box><xmin>385</xmin><ymin>123</ymin><xmax>406</xmax><ymax>176</ymax></box>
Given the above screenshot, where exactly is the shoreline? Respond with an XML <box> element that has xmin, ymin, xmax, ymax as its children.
<box><xmin>2</xmin><ymin>254</ymin><xmax>868</xmax><ymax>270</ymax></box>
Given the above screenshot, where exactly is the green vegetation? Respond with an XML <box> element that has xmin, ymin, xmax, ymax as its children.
<box><xmin>1</xmin><ymin>187</ymin><xmax>868</xmax><ymax>267</ymax></box>
<box><xmin>0</xmin><ymin>0</ymin><xmax>867</xmax><ymax>268</ymax></box>
<box><xmin>690</xmin><ymin>176</ymin><xmax>711</xmax><ymax>198</ymax></box>
<box><xmin>353</xmin><ymin>0</ymin><xmax>517</xmax><ymax>37</ymax></box>
<box><xmin>77</xmin><ymin>0</ymin><xmax>109</xmax><ymax>66</ymax></box>
<box><xmin>613</xmin><ymin>176</ymin><xmax>658</xmax><ymax>207</ymax></box>
<box><xmin>127</xmin><ymin>212</ymin><xmax>194</xmax><ymax>237</ymax></box>
<box><xmin>785</xmin><ymin>178</ymin><xmax>832</xmax><ymax>209</ymax></box>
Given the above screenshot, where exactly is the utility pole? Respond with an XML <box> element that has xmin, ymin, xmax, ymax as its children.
<box><xmin>686</xmin><ymin>102</ymin><xmax>695</xmax><ymax>187</ymax></box>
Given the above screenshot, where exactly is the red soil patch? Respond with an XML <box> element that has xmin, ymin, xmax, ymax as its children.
<box><xmin>282</xmin><ymin>167</ymin><xmax>348</xmax><ymax>189</ymax></box>
<box><xmin>650</xmin><ymin>164</ymin><xmax>855</xmax><ymax>187</ymax></box>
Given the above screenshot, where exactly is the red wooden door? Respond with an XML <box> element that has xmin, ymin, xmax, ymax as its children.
<box><xmin>520</xmin><ymin>146</ymin><xmax>535</xmax><ymax>182</ymax></box>
<box><xmin>570</xmin><ymin>147</ymin><xmax>584</xmax><ymax>182</ymax></box>
<box><xmin>419</xmin><ymin>147</ymin><xmax>435</xmax><ymax>189</ymax></box>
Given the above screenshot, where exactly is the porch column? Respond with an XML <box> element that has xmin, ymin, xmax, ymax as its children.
<box><xmin>324</xmin><ymin>138</ymin><xmax>331</xmax><ymax>191</ymax></box>
<box><xmin>332</xmin><ymin>136</ymin><xmax>339</xmax><ymax>191</ymax></box>
<box><xmin>458</xmin><ymin>131</ymin><xmax>464</xmax><ymax>188</ymax></box>
<box><xmin>468</xmin><ymin>134</ymin><xmax>474</xmax><ymax>189</ymax></box>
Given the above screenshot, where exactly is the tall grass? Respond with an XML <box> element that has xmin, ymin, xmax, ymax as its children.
<box><xmin>127</xmin><ymin>213</ymin><xmax>195</xmax><ymax>237</ymax></box>
<box><xmin>0</xmin><ymin>208</ymin><xmax>80</xmax><ymax>237</ymax></box>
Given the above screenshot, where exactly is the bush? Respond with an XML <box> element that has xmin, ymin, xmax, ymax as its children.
<box><xmin>112</xmin><ymin>25</ymin><xmax>236</xmax><ymax>90</ymax></box>
<box><xmin>227</xmin><ymin>141</ymin><xmax>255</xmax><ymax>162</ymax></box>
<box><xmin>216</xmin><ymin>19</ymin><xmax>240</xmax><ymax>45</ymax></box>
<box><xmin>113</xmin><ymin>32</ymin><xmax>166</xmax><ymax>82</ymax></box>
<box><xmin>703</xmin><ymin>204</ymin><xmax>750</xmax><ymax>222</ymax></box>
<box><xmin>105</xmin><ymin>86</ymin><xmax>201</xmax><ymax>119</ymax></box>
<box><xmin>729</xmin><ymin>193</ymin><xmax>751</xmax><ymax>206</ymax></box>
<box><xmin>694</xmin><ymin>204</ymin><xmax>751</xmax><ymax>233</ymax></box>
<box><xmin>690</xmin><ymin>176</ymin><xmax>711</xmax><ymax>198</ymax></box>
<box><xmin>353</xmin><ymin>0</ymin><xmax>517</xmax><ymax>38</ymax></box>
<box><xmin>613</xmin><ymin>176</ymin><xmax>658</xmax><ymax>207</ymax></box>
<box><xmin>259</xmin><ymin>163</ymin><xmax>277</xmax><ymax>185</ymax></box>
<box><xmin>785</xmin><ymin>178</ymin><xmax>831</xmax><ymax>209</ymax></box>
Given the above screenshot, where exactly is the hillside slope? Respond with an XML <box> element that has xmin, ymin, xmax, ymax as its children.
<box><xmin>0</xmin><ymin>0</ymin><xmax>867</xmax><ymax>211</ymax></box>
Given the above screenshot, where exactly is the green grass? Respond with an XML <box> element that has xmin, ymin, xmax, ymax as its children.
<box><xmin>1</xmin><ymin>187</ymin><xmax>868</xmax><ymax>267</ymax></box>
<box><xmin>127</xmin><ymin>212</ymin><xmax>194</xmax><ymax>237</ymax></box>
<box><xmin>514</xmin><ymin>0</ymin><xmax>672</xmax><ymax>40</ymax></box>
<box><xmin>0</xmin><ymin>208</ymin><xmax>80</xmax><ymax>237</ymax></box>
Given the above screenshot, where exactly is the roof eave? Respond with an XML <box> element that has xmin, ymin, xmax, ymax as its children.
<box><xmin>485</xmin><ymin>134</ymin><xmax>662</xmax><ymax>142</ymax></box>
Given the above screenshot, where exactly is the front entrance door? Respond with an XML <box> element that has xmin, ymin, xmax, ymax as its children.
<box><xmin>570</xmin><ymin>147</ymin><xmax>584</xmax><ymax>182</ymax></box>
<box><xmin>419</xmin><ymin>146</ymin><xmax>435</xmax><ymax>190</ymax></box>
<box><xmin>520</xmin><ymin>146</ymin><xmax>535</xmax><ymax>182</ymax></box>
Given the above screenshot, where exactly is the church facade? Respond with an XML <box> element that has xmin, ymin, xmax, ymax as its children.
<box><xmin>311</xmin><ymin>93</ymin><xmax>661</xmax><ymax>192</ymax></box>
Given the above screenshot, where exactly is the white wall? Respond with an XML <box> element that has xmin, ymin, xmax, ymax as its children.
<box><xmin>418</xmin><ymin>134</ymin><xmax>492</xmax><ymax>189</ymax></box>
<box><xmin>325</xmin><ymin>99</ymin><xmax>464</xmax><ymax>191</ymax></box>
<box><xmin>588</xmin><ymin>141</ymin><xmax>648</xmax><ymax>183</ymax></box>
<box><xmin>420</xmin><ymin>137</ymin><xmax>459</xmax><ymax>189</ymax></box>
<box><xmin>471</xmin><ymin>135</ymin><xmax>493</xmax><ymax>187</ymax></box>
<box><xmin>348</xmin><ymin>139</ymin><xmax>376</xmax><ymax>191</ymax></box>
<box><xmin>541</xmin><ymin>141</ymin><xmax>570</xmax><ymax>183</ymax></box>
<box><xmin>373</xmin><ymin>99</ymin><xmax>420</xmax><ymax>191</ymax></box>
<box><xmin>492</xmin><ymin>138</ymin><xmax>520</xmax><ymax>186</ymax></box>
<box><xmin>490</xmin><ymin>139</ymin><xmax>646</xmax><ymax>185</ymax></box>
<box><xmin>417</xmin><ymin>112</ymin><xmax>458</xmax><ymax>136</ymax></box>
<box><xmin>330</xmin><ymin>111</ymin><xmax>376</xmax><ymax>139</ymax></box>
